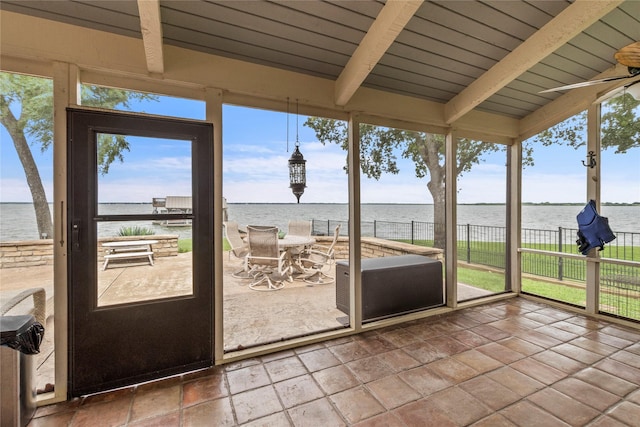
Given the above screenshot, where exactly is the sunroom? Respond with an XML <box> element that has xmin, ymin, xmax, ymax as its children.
<box><xmin>0</xmin><ymin>1</ymin><xmax>639</xmax><ymax>424</ymax></box>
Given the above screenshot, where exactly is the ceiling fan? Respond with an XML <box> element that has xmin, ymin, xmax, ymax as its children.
<box><xmin>539</xmin><ymin>41</ymin><xmax>640</xmax><ymax>94</ymax></box>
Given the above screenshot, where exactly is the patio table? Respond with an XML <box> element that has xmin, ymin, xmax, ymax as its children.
<box><xmin>278</xmin><ymin>235</ymin><xmax>315</xmax><ymax>275</ymax></box>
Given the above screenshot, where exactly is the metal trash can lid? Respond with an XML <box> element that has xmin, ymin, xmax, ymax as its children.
<box><xmin>1</xmin><ymin>315</ymin><xmax>44</xmax><ymax>354</ymax></box>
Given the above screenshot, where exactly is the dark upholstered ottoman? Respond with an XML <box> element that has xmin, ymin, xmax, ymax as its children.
<box><xmin>336</xmin><ymin>255</ymin><xmax>443</xmax><ymax>322</ymax></box>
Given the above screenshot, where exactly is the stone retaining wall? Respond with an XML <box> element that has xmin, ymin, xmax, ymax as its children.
<box><xmin>1</xmin><ymin>235</ymin><xmax>179</xmax><ymax>269</ymax></box>
<box><xmin>2</xmin><ymin>235</ymin><xmax>442</xmax><ymax>269</ymax></box>
<box><xmin>315</xmin><ymin>236</ymin><xmax>444</xmax><ymax>261</ymax></box>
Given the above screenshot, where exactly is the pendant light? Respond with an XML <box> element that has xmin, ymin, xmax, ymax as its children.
<box><xmin>288</xmin><ymin>98</ymin><xmax>306</xmax><ymax>203</ymax></box>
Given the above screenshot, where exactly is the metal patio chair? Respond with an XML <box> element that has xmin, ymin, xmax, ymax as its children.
<box><xmin>300</xmin><ymin>224</ymin><xmax>341</xmax><ymax>285</ymax></box>
<box><xmin>246</xmin><ymin>225</ymin><xmax>291</xmax><ymax>291</ymax></box>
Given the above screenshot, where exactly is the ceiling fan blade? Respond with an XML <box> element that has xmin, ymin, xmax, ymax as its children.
<box><xmin>539</xmin><ymin>75</ymin><xmax>633</xmax><ymax>93</ymax></box>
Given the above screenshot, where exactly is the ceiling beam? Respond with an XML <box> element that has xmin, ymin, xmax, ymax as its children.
<box><xmin>443</xmin><ymin>0</ymin><xmax>623</xmax><ymax>125</ymax></box>
<box><xmin>137</xmin><ymin>0</ymin><xmax>164</xmax><ymax>74</ymax></box>
<box><xmin>334</xmin><ymin>0</ymin><xmax>422</xmax><ymax>106</ymax></box>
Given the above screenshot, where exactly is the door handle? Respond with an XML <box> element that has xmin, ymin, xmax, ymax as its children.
<box><xmin>71</xmin><ymin>220</ymin><xmax>81</xmax><ymax>251</ymax></box>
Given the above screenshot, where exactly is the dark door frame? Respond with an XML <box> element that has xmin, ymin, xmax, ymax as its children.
<box><xmin>67</xmin><ymin>108</ymin><xmax>214</xmax><ymax>397</ymax></box>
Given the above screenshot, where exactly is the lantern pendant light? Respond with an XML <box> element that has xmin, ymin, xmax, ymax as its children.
<box><xmin>288</xmin><ymin>98</ymin><xmax>306</xmax><ymax>203</ymax></box>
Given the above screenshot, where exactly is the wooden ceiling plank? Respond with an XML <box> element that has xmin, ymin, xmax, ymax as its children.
<box><xmin>443</xmin><ymin>0</ymin><xmax>623</xmax><ymax>125</ymax></box>
<box><xmin>137</xmin><ymin>0</ymin><xmax>164</xmax><ymax>74</ymax></box>
<box><xmin>334</xmin><ymin>0</ymin><xmax>423</xmax><ymax>106</ymax></box>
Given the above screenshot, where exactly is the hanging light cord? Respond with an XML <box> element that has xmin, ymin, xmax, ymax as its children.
<box><xmin>286</xmin><ymin>97</ymin><xmax>290</xmax><ymax>153</ymax></box>
<box><xmin>296</xmin><ymin>98</ymin><xmax>300</xmax><ymax>147</ymax></box>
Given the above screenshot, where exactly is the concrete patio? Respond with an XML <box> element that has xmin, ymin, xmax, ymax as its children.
<box><xmin>1</xmin><ymin>251</ymin><xmax>490</xmax><ymax>393</ymax></box>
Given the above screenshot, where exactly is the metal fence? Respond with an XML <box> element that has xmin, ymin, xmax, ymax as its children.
<box><xmin>312</xmin><ymin>218</ymin><xmax>640</xmax><ymax>321</ymax></box>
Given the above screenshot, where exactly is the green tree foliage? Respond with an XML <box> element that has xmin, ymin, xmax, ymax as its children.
<box><xmin>305</xmin><ymin>118</ymin><xmax>500</xmax><ymax>248</ymax></box>
<box><xmin>0</xmin><ymin>72</ymin><xmax>157</xmax><ymax>238</ymax></box>
<box><xmin>533</xmin><ymin>93</ymin><xmax>639</xmax><ymax>154</ymax></box>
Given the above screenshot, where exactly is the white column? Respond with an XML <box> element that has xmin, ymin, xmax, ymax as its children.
<box><xmin>205</xmin><ymin>87</ymin><xmax>225</xmax><ymax>363</ymax></box>
<box><xmin>507</xmin><ymin>140</ymin><xmax>522</xmax><ymax>294</ymax></box>
<box><xmin>585</xmin><ymin>104</ymin><xmax>601</xmax><ymax>315</ymax></box>
<box><xmin>445</xmin><ymin>131</ymin><xmax>457</xmax><ymax>307</ymax></box>
<box><xmin>48</xmin><ymin>61</ymin><xmax>79</xmax><ymax>404</ymax></box>
<box><xmin>348</xmin><ymin>113</ymin><xmax>362</xmax><ymax>331</ymax></box>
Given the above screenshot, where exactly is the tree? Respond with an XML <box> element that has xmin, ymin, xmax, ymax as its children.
<box><xmin>0</xmin><ymin>72</ymin><xmax>156</xmax><ymax>239</ymax></box>
<box><xmin>304</xmin><ymin>118</ymin><xmax>500</xmax><ymax>248</ymax></box>
<box><xmin>534</xmin><ymin>93</ymin><xmax>639</xmax><ymax>154</ymax></box>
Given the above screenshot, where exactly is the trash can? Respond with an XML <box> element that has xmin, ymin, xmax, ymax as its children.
<box><xmin>1</xmin><ymin>315</ymin><xmax>45</xmax><ymax>427</ymax></box>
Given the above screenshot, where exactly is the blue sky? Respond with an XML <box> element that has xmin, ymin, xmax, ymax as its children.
<box><xmin>1</xmin><ymin>90</ymin><xmax>638</xmax><ymax>204</ymax></box>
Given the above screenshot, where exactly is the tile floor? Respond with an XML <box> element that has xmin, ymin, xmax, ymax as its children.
<box><xmin>29</xmin><ymin>297</ymin><xmax>640</xmax><ymax>426</ymax></box>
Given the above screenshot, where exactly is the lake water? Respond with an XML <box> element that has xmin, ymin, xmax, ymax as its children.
<box><xmin>1</xmin><ymin>203</ymin><xmax>638</xmax><ymax>242</ymax></box>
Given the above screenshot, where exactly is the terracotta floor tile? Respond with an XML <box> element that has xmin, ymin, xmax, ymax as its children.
<box><xmin>353</xmin><ymin>334</ymin><xmax>397</xmax><ymax>353</ymax></box>
<box><xmin>225</xmin><ymin>364</ymin><xmax>271</xmax><ymax>394</ymax></box>
<box><xmin>476</xmin><ymin>342</ymin><xmax>526</xmax><ymax>364</ymax></box>
<box><xmin>427</xmin><ymin>357</ymin><xmax>479</xmax><ymax>384</ymax></box>
<box><xmin>352</xmin><ymin>411</ymin><xmax>405</xmax><ymax>427</ymax></box>
<box><xmin>586</xmin><ymin>415</ymin><xmax>629</xmax><ymax>426</ymax></box>
<box><xmin>330</xmin><ymin>386</ymin><xmax>385</xmax><ymax>424</ymax></box>
<box><xmin>500</xmin><ymin>400</ymin><xmax>568</xmax><ymax>427</ymax></box>
<box><xmin>242</xmin><ymin>412</ymin><xmax>292</xmax><ymax>426</ymax></box>
<box><xmin>513</xmin><ymin>329</ymin><xmax>563</xmax><ymax>349</ymax></box>
<box><xmin>610</xmin><ymin>350</ymin><xmax>640</xmax><ymax>369</ymax></box>
<box><xmin>450</xmin><ymin>329</ymin><xmax>492</xmax><ymax>348</ymax></box>
<box><xmin>28</xmin><ymin>411</ymin><xmax>75</xmax><ymax>427</ymax></box>
<box><xmin>393</xmin><ymin>398</ymin><xmax>457</xmax><ymax>427</ymax></box>
<box><xmin>346</xmin><ymin>354</ymin><xmax>395</xmax><ymax>383</ymax></box>
<box><xmin>573</xmin><ymin>367</ymin><xmax>638</xmax><ymax>397</ymax></box>
<box><xmin>312</xmin><ymin>365</ymin><xmax>360</xmax><ymax>395</ymax></box>
<box><xmin>471</xmin><ymin>324</ymin><xmax>512</xmax><ymax>341</ymax></box>
<box><xmin>536</xmin><ymin>307</ymin><xmax>574</xmax><ymax>321</ymax></box>
<box><xmin>379</xmin><ymin>328</ymin><xmax>422</xmax><ymax>348</ymax></box>
<box><xmin>367</xmin><ymin>375</ymin><xmax>421</xmax><ymax>409</ymax></box>
<box><xmin>460</xmin><ymin>376</ymin><xmax>521</xmax><ymax>411</ymax></box>
<box><xmin>549</xmin><ymin>320</ymin><xmax>591</xmax><ymax>336</ymax></box>
<box><xmin>490</xmin><ymin>317</ymin><xmax>542</xmax><ymax>334</ymax></box>
<box><xmin>532</xmin><ymin>349</ymin><xmax>587</xmax><ymax>374</ymax></box>
<box><xmin>470</xmin><ymin>413</ymin><xmax>517</xmax><ymax>426</ymax></box>
<box><xmin>446</xmin><ymin>313</ymin><xmax>482</xmax><ymax>329</ymax></box>
<box><xmin>452</xmin><ymin>349</ymin><xmax>504</xmax><ymax>373</ymax></box>
<box><xmin>130</xmin><ymin>383</ymin><xmax>181</xmax><ymax>422</ymax></box>
<box><xmin>594</xmin><ymin>359</ymin><xmax>640</xmax><ymax>385</ymax></box>
<box><xmin>584</xmin><ymin>331</ymin><xmax>634</xmax><ymax>349</ymax></box>
<box><xmin>328</xmin><ymin>341</ymin><xmax>371</xmax><ymax>363</ymax></box>
<box><xmin>486</xmin><ymin>366</ymin><xmax>545</xmax><ymax>397</ymax></box>
<box><xmin>563</xmin><ymin>315</ymin><xmax>606</xmax><ymax>331</ymax></box>
<box><xmin>523</xmin><ymin>311</ymin><xmax>560</xmax><ymax>325</ymax></box>
<box><xmin>376</xmin><ymin>348</ymin><xmax>421</xmax><ymax>372</ymax></box>
<box><xmin>527</xmin><ymin>387</ymin><xmax>600</xmax><ymax>426</ymax></box>
<box><xmin>182</xmin><ymin>370</ymin><xmax>228</xmax><ymax>407</ymax></box>
<box><xmin>403</xmin><ymin>341</ymin><xmax>447</xmax><ymax>364</ymax></box>
<box><xmin>569</xmin><ymin>336</ymin><xmax>619</xmax><ymax>356</ymax></box>
<box><xmin>428</xmin><ymin>335</ymin><xmax>471</xmax><ymax>356</ymax></box>
<box><xmin>182</xmin><ymin>398</ymin><xmax>235</xmax><ymax>427</ymax></box>
<box><xmin>127</xmin><ymin>411</ymin><xmax>180</xmax><ymax>427</ymax></box>
<box><xmin>288</xmin><ymin>398</ymin><xmax>345</xmax><ymax>427</ymax></box>
<box><xmin>231</xmin><ymin>385</ymin><xmax>283</xmax><ymax>424</ymax></box>
<box><xmin>69</xmin><ymin>398</ymin><xmax>130</xmax><ymax>427</ymax></box>
<box><xmin>551</xmin><ymin>342</ymin><xmax>606</xmax><ymax>365</ymax></box>
<box><xmin>625</xmin><ymin>342</ymin><xmax>640</xmax><ymax>356</ymax></box>
<box><xmin>534</xmin><ymin>325</ymin><xmax>579</xmax><ymax>342</ymax></box>
<box><xmin>273</xmin><ymin>374</ymin><xmax>324</xmax><ymax>409</ymax></box>
<box><xmin>628</xmin><ymin>389</ymin><xmax>640</xmax><ymax>404</ymax></box>
<box><xmin>499</xmin><ymin>336</ymin><xmax>544</xmax><ymax>356</ymax></box>
<box><xmin>552</xmin><ymin>378</ymin><xmax>620</xmax><ymax>411</ymax></box>
<box><xmin>263</xmin><ymin>355</ymin><xmax>308</xmax><ymax>383</ymax></box>
<box><xmin>460</xmin><ymin>311</ymin><xmax>499</xmax><ymax>325</ymax></box>
<box><xmin>607</xmin><ymin>401</ymin><xmax>640</xmax><ymax>426</ymax></box>
<box><xmin>599</xmin><ymin>325</ymin><xmax>640</xmax><ymax>343</ymax></box>
<box><xmin>428</xmin><ymin>386</ymin><xmax>493</xmax><ymax>426</ymax></box>
<box><xmin>398</xmin><ymin>365</ymin><xmax>452</xmax><ymax>396</ymax></box>
<box><xmin>510</xmin><ymin>357</ymin><xmax>568</xmax><ymax>385</ymax></box>
<box><xmin>297</xmin><ymin>347</ymin><xmax>341</xmax><ymax>372</ymax></box>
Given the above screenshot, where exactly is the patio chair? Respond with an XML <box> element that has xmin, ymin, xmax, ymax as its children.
<box><xmin>286</xmin><ymin>219</ymin><xmax>312</xmax><ymax>257</ymax></box>
<box><xmin>223</xmin><ymin>221</ymin><xmax>251</xmax><ymax>279</ymax></box>
<box><xmin>300</xmin><ymin>224</ymin><xmax>341</xmax><ymax>285</ymax></box>
<box><xmin>246</xmin><ymin>225</ymin><xmax>291</xmax><ymax>291</ymax></box>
